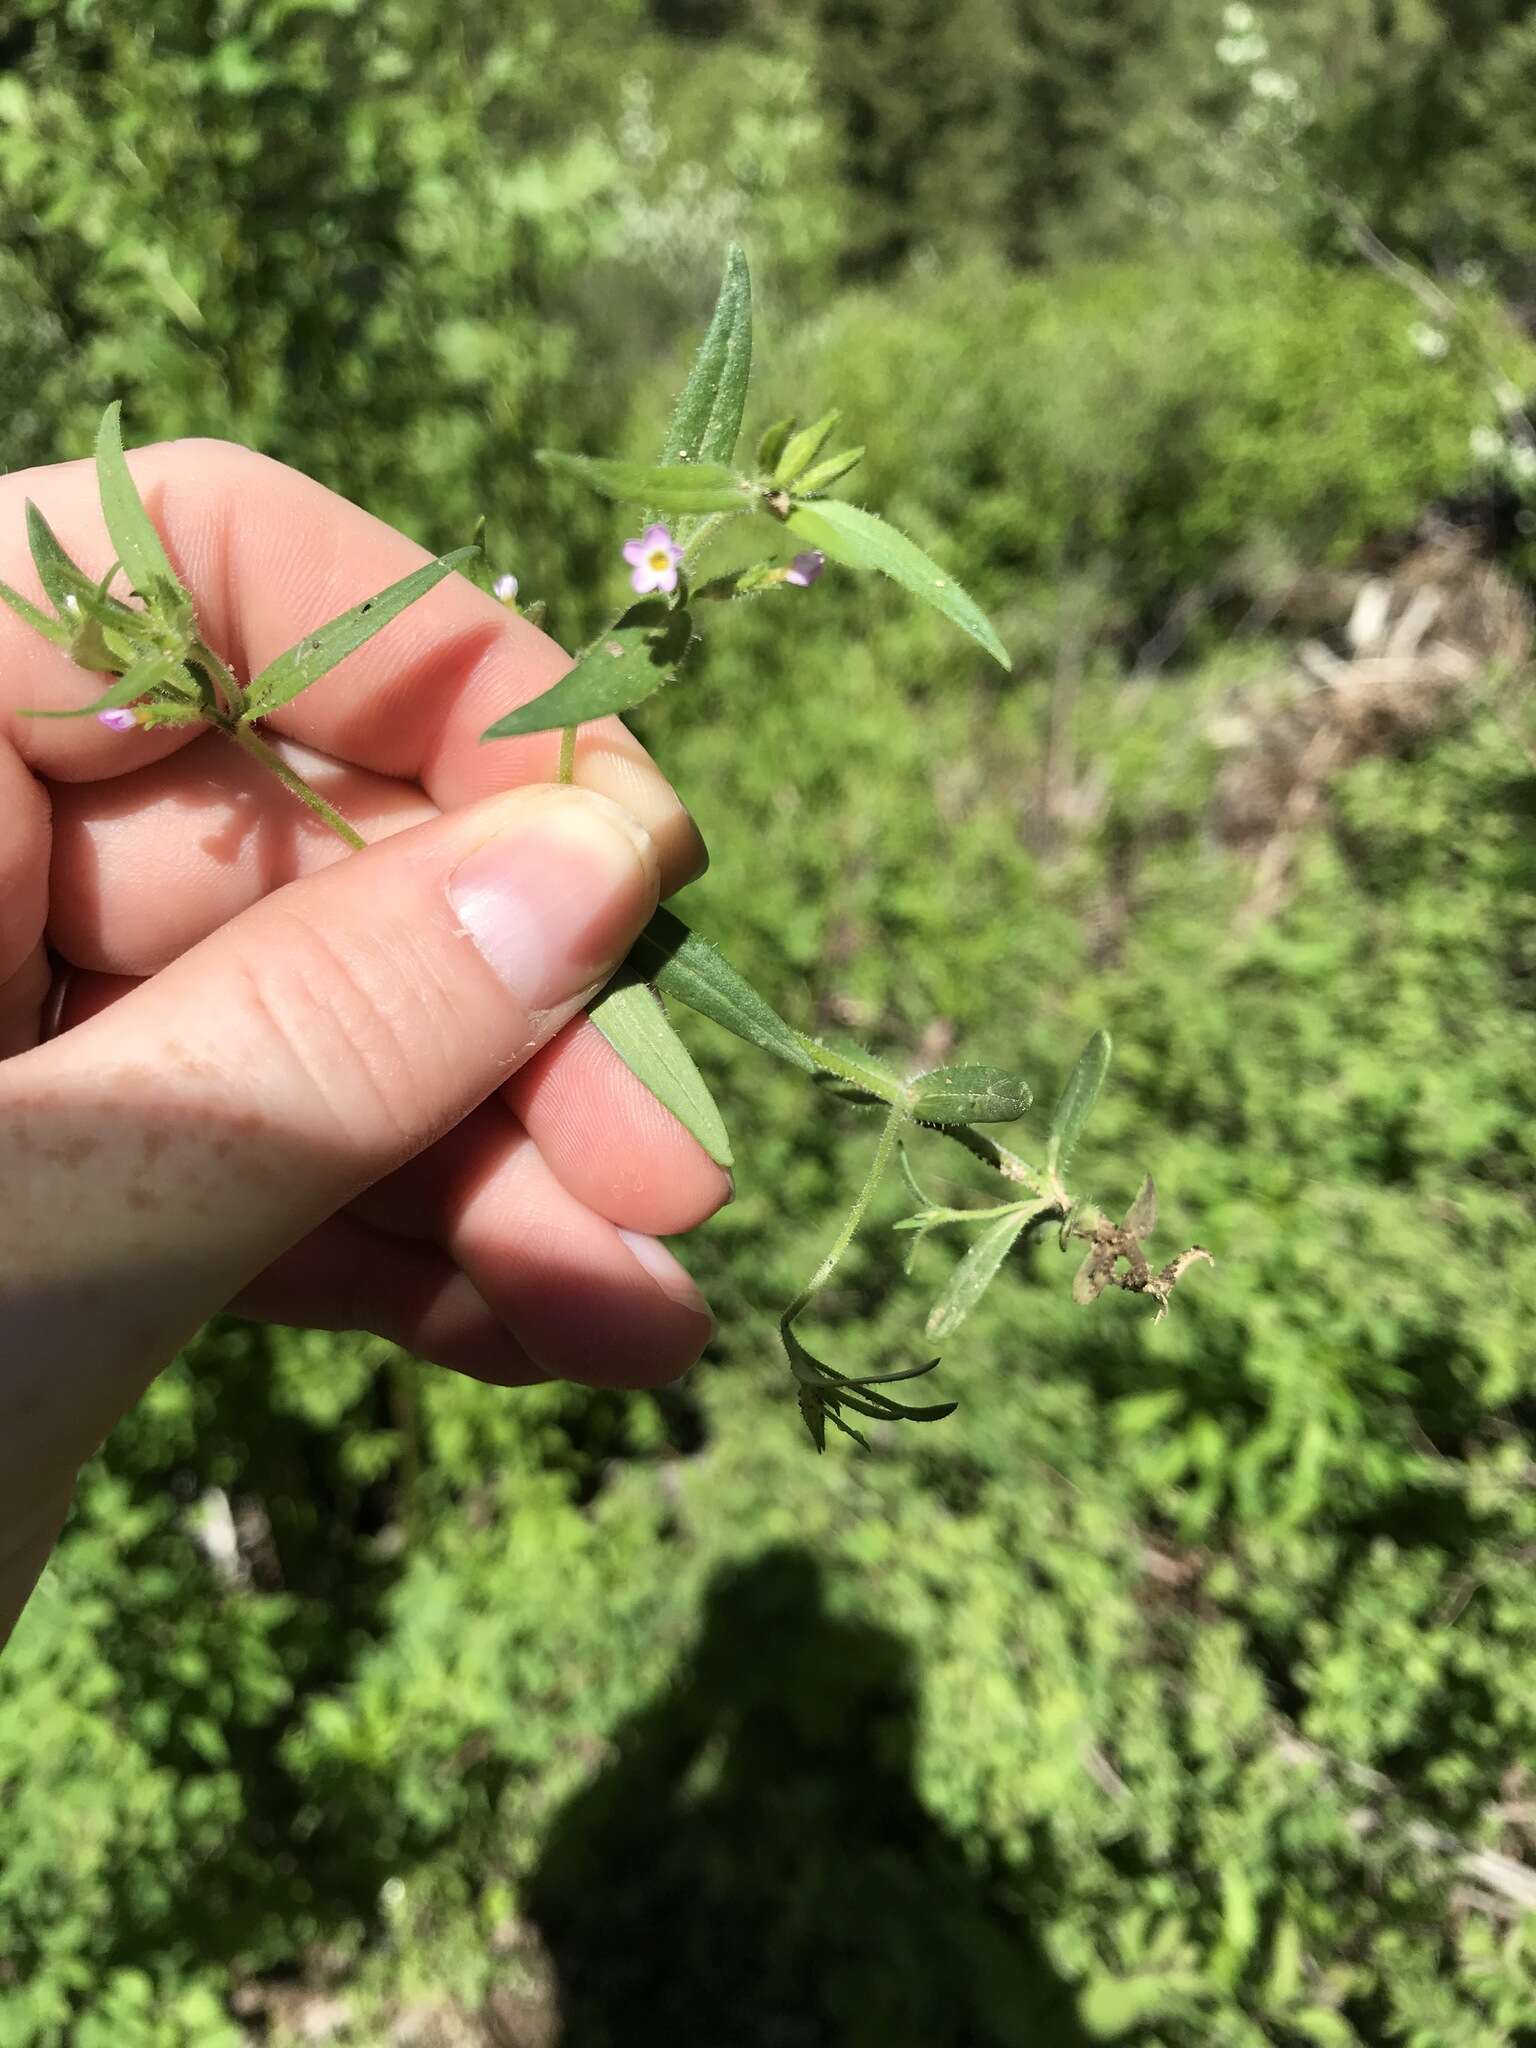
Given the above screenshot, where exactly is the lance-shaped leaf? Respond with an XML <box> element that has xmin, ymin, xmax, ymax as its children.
<box><xmin>784</xmin><ymin>500</ymin><xmax>1009</xmax><ymax>670</ymax></box>
<box><xmin>459</xmin><ymin>517</ymin><xmax>498</xmax><ymax>597</ymax></box>
<box><xmin>662</xmin><ymin>243</ymin><xmax>753</xmax><ymax>469</ymax></box>
<box><xmin>0</xmin><ymin>577</ymin><xmax>71</xmax><ymax>648</ymax></box>
<box><xmin>627</xmin><ymin>907</ymin><xmax>816</xmax><ymax>1074</ymax></box>
<box><xmin>246</xmin><ymin>547</ymin><xmax>478</xmax><ymax>716</ymax></box>
<box><xmin>26</xmin><ymin>501</ymin><xmax>134</xmax><ymax>625</ymax></box>
<box><xmin>21</xmin><ymin>654</ymin><xmax>175</xmax><ymax>721</ymax></box>
<box><xmin>95</xmin><ymin>402</ymin><xmax>190</xmax><ymax>608</ymax></box>
<box><xmin>795</xmin><ymin>447</ymin><xmax>865</xmax><ymax>496</ymax></box>
<box><xmin>909</xmin><ymin>1064</ymin><xmax>1032</xmax><ymax>1126</ymax></box>
<box><xmin>773</xmin><ymin>410</ymin><xmax>841</xmax><ymax>486</ymax></box>
<box><xmin>589</xmin><ymin>977</ymin><xmax>732</xmax><ymax>1169</ymax></box>
<box><xmin>1047</xmin><ymin>1029</ymin><xmax>1113</xmax><ymax>1179</ymax></box>
<box><xmin>537</xmin><ymin>453</ymin><xmax>750</xmax><ymax>516</ymax></box>
<box><xmin>480</xmin><ymin>601</ymin><xmax>693</xmax><ymax>742</ymax></box>
<box><xmin>927</xmin><ymin>1205</ymin><xmax>1048</xmax><ymax>1339</ymax></box>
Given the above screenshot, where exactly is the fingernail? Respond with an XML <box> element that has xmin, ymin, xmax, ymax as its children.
<box><xmin>617</xmin><ymin>1228</ymin><xmax>714</xmax><ymax>1327</ymax></box>
<box><xmin>450</xmin><ymin>789</ymin><xmax>658</xmax><ymax>1014</ymax></box>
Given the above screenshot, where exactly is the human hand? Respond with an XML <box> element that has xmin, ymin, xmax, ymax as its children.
<box><xmin>0</xmin><ymin>439</ymin><xmax>726</xmax><ymax>1640</ymax></box>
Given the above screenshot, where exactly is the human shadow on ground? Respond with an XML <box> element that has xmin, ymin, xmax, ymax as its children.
<box><xmin>525</xmin><ymin>1547</ymin><xmax>1090</xmax><ymax>2048</ymax></box>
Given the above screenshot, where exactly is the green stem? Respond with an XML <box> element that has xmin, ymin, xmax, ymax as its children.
<box><xmin>231</xmin><ymin>723</ymin><xmax>366</xmax><ymax>850</ymax></box>
<box><xmin>557</xmin><ymin>725</ymin><xmax>577</xmax><ymax>785</ymax></box>
<box><xmin>681</xmin><ymin>510</ymin><xmax>740</xmax><ymax>568</ymax></box>
<box><xmin>794</xmin><ymin>1033</ymin><xmax>905</xmax><ymax>1105</ymax></box>
<box><xmin>785</xmin><ymin>1103</ymin><xmax>907</xmax><ymax>1327</ymax></box>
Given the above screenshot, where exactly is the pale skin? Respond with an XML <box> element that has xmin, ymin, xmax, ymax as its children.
<box><xmin>0</xmin><ymin>440</ymin><xmax>729</xmax><ymax>1645</ymax></box>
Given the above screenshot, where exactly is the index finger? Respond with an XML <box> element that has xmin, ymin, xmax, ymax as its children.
<box><xmin>0</xmin><ymin>438</ymin><xmax>706</xmax><ymax>886</ymax></box>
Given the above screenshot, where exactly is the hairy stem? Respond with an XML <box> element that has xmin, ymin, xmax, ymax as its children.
<box><xmin>785</xmin><ymin>1102</ymin><xmax>907</xmax><ymax>1326</ymax></box>
<box><xmin>231</xmin><ymin>723</ymin><xmax>366</xmax><ymax>850</ymax></box>
<box><xmin>556</xmin><ymin>725</ymin><xmax>577</xmax><ymax>785</ymax></box>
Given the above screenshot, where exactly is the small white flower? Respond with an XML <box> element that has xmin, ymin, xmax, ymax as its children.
<box><xmin>492</xmin><ymin>572</ymin><xmax>519</xmax><ymax>604</ymax></box>
<box><xmin>1408</xmin><ymin>321</ymin><xmax>1448</xmax><ymax>361</ymax></box>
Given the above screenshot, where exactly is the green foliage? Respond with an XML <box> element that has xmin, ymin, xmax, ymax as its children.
<box><xmin>8</xmin><ymin>0</ymin><xmax>1536</xmax><ymax>2040</ymax></box>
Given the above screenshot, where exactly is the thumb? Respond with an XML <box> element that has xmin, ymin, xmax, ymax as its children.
<box><xmin>9</xmin><ymin>783</ymin><xmax>660</xmax><ymax>1369</ymax></box>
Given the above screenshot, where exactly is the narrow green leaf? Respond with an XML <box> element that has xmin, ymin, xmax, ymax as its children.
<box><xmin>756</xmin><ymin>417</ymin><xmax>796</xmax><ymax>473</ymax></box>
<box><xmin>1122</xmin><ymin>1173</ymin><xmax>1158</xmax><ymax>1241</ymax></box>
<box><xmin>662</xmin><ymin>243</ymin><xmax>753</xmax><ymax>469</ymax></box>
<box><xmin>773</xmin><ymin>410</ymin><xmax>841</xmax><ymax>486</ymax></box>
<box><xmin>782</xmin><ymin>1317</ymin><xmax>953</xmax><ymax>1428</ymax></box>
<box><xmin>537</xmin><ymin>452</ymin><xmax>750</xmax><ymax>515</ymax></box>
<box><xmin>246</xmin><ymin>547</ymin><xmax>477</xmax><ymax>716</ymax></box>
<box><xmin>0</xmin><ymin>578</ymin><xmax>71</xmax><ymax>647</ymax></box>
<box><xmin>784</xmin><ymin>500</ymin><xmax>1009</xmax><ymax>670</ymax></box>
<box><xmin>590</xmin><ymin>978</ymin><xmax>733</xmax><ymax>1169</ymax></box>
<box><xmin>1047</xmin><ymin>1029</ymin><xmax>1113</xmax><ymax>1179</ymax></box>
<box><xmin>21</xmin><ymin>654</ymin><xmax>174</xmax><ymax>720</ymax></box>
<box><xmin>95</xmin><ymin>402</ymin><xmax>187</xmax><ymax>603</ymax></box>
<box><xmin>480</xmin><ymin>601</ymin><xmax>693</xmax><ymax>742</ymax></box>
<box><xmin>795</xmin><ymin>447</ymin><xmax>866</xmax><ymax>495</ymax></box>
<box><xmin>926</xmin><ymin>1208</ymin><xmax>1036</xmax><ymax>1339</ymax></box>
<box><xmin>628</xmin><ymin>907</ymin><xmax>816</xmax><ymax>1074</ymax></box>
<box><xmin>910</xmin><ymin>1064</ymin><xmax>1032</xmax><ymax>1126</ymax></box>
<box><xmin>26</xmin><ymin>501</ymin><xmax>134</xmax><ymax>623</ymax></box>
<box><xmin>459</xmin><ymin>517</ymin><xmax>498</xmax><ymax>596</ymax></box>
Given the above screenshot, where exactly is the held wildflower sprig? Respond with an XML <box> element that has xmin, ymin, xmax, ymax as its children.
<box><xmin>4</xmin><ymin>250</ymin><xmax>1211</xmax><ymax>1451</ymax></box>
<box><xmin>0</xmin><ymin>403</ymin><xmax>476</xmax><ymax>849</ymax></box>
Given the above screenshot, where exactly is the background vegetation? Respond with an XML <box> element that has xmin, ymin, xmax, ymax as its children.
<box><xmin>5</xmin><ymin>2</ymin><xmax>1536</xmax><ymax>2041</ymax></box>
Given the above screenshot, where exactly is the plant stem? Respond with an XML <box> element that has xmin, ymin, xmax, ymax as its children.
<box><xmin>937</xmin><ymin>1120</ymin><xmax>1051</xmax><ymax>1200</ymax></box>
<box><xmin>231</xmin><ymin>723</ymin><xmax>366</xmax><ymax>849</ymax></box>
<box><xmin>785</xmin><ymin>1103</ymin><xmax>907</xmax><ymax>1325</ymax></box>
<box><xmin>681</xmin><ymin>510</ymin><xmax>739</xmax><ymax>568</ymax></box>
<box><xmin>557</xmin><ymin>725</ymin><xmax>577</xmax><ymax>784</ymax></box>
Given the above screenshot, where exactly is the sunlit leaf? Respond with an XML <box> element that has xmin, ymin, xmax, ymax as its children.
<box><xmin>95</xmin><ymin>402</ymin><xmax>188</xmax><ymax>605</ymax></box>
<box><xmin>784</xmin><ymin>499</ymin><xmax>1009</xmax><ymax>669</ymax></box>
<box><xmin>628</xmin><ymin>907</ymin><xmax>816</xmax><ymax>1074</ymax></box>
<box><xmin>589</xmin><ymin>977</ymin><xmax>732</xmax><ymax>1169</ymax></box>
<box><xmin>756</xmin><ymin>416</ymin><xmax>795</xmax><ymax>473</ymax></box>
<box><xmin>794</xmin><ymin>446</ymin><xmax>865</xmax><ymax>495</ymax></box>
<box><xmin>20</xmin><ymin>654</ymin><xmax>174</xmax><ymax>720</ymax></box>
<box><xmin>0</xmin><ymin>578</ymin><xmax>70</xmax><ymax>647</ymax></box>
<box><xmin>246</xmin><ymin>547</ymin><xmax>477</xmax><ymax>716</ymax></box>
<box><xmin>26</xmin><ymin>500</ymin><xmax>134</xmax><ymax>624</ymax></box>
<box><xmin>927</xmin><ymin>1206</ymin><xmax>1040</xmax><ymax>1339</ymax></box>
<box><xmin>910</xmin><ymin>1063</ymin><xmax>1032</xmax><ymax>1126</ymax></box>
<box><xmin>661</xmin><ymin>243</ymin><xmax>753</xmax><ymax>470</ymax></box>
<box><xmin>1047</xmin><ymin>1029</ymin><xmax>1113</xmax><ymax>1178</ymax></box>
<box><xmin>480</xmin><ymin>601</ymin><xmax>694</xmax><ymax>741</ymax></box>
<box><xmin>538</xmin><ymin>452</ymin><xmax>750</xmax><ymax>515</ymax></box>
<box><xmin>773</xmin><ymin>410</ymin><xmax>841</xmax><ymax>485</ymax></box>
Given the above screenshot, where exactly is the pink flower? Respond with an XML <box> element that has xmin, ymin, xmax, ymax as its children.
<box><xmin>622</xmin><ymin>523</ymin><xmax>684</xmax><ymax>596</ymax></box>
<box><xmin>786</xmin><ymin>550</ymin><xmax>825</xmax><ymax>588</ymax></box>
<box><xmin>97</xmin><ymin>707</ymin><xmax>138</xmax><ymax>731</ymax></box>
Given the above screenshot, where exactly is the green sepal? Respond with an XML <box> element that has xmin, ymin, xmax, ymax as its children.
<box><xmin>662</xmin><ymin>243</ymin><xmax>753</xmax><ymax>470</ymax></box>
<box><xmin>589</xmin><ymin>976</ymin><xmax>733</xmax><ymax>1169</ymax></box>
<box><xmin>784</xmin><ymin>499</ymin><xmax>1009</xmax><ymax>670</ymax></box>
<box><xmin>1047</xmin><ymin>1029</ymin><xmax>1113</xmax><ymax>1180</ymax></box>
<box><xmin>794</xmin><ymin>447</ymin><xmax>866</xmax><ymax>495</ymax></box>
<box><xmin>479</xmin><ymin>600</ymin><xmax>693</xmax><ymax>742</ymax></box>
<box><xmin>773</xmin><ymin>410</ymin><xmax>841</xmax><ymax>486</ymax></box>
<box><xmin>909</xmin><ymin>1064</ymin><xmax>1032</xmax><ymax>1126</ymax></box>
<box><xmin>627</xmin><ymin>907</ymin><xmax>816</xmax><ymax>1074</ymax></box>
<box><xmin>245</xmin><ymin>546</ymin><xmax>478</xmax><ymax>717</ymax></box>
<box><xmin>537</xmin><ymin>452</ymin><xmax>750</xmax><ymax>516</ymax></box>
<box><xmin>95</xmin><ymin>402</ymin><xmax>191</xmax><ymax>616</ymax></box>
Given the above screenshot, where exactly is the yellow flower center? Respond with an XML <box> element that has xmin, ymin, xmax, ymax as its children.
<box><xmin>648</xmin><ymin>549</ymin><xmax>672</xmax><ymax>572</ymax></box>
